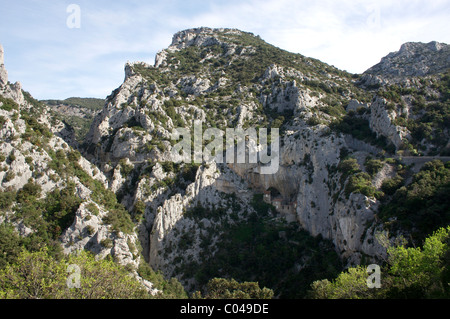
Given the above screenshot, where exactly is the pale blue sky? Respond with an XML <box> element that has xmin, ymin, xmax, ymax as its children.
<box><xmin>0</xmin><ymin>0</ymin><xmax>449</xmax><ymax>100</ymax></box>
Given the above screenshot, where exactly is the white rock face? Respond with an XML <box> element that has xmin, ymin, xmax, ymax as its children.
<box><xmin>363</xmin><ymin>41</ymin><xmax>450</xmax><ymax>83</ymax></box>
<box><xmin>369</xmin><ymin>97</ymin><xmax>408</xmax><ymax>149</ymax></box>
<box><xmin>148</xmin><ymin>161</ymin><xmax>253</xmax><ymax>283</ymax></box>
<box><xmin>226</xmin><ymin>122</ymin><xmax>391</xmax><ymax>265</ymax></box>
<box><xmin>170</xmin><ymin>27</ymin><xmax>226</xmax><ymax>50</ymax></box>
<box><xmin>81</xmin><ymin>29</ymin><xmax>418</xmax><ymax>275</ymax></box>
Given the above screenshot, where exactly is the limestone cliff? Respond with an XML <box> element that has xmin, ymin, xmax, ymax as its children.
<box><xmin>80</xmin><ymin>30</ymin><xmax>450</xmax><ymax>286</ymax></box>
<box><xmin>76</xmin><ymin>28</ymin><xmax>385</xmax><ymax>278</ymax></box>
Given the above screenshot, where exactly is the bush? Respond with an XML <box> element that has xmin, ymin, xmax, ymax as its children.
<box><xmin>0</xmin><ymin>96</ymin><xmax>19</xmax><ymax>112</ymax></box>
<box><xmin>0</xmin><ymin>224</ymin><xmax>22</xmax><ymax>269</ymax></box>
<box><xmin>0</xmin><ymin>190</ymin><xmax>15</xmax><ymax>210</ymax></box>
<box><xmin>103</xmin><ymin>208</ymin><xmax>135</xmax><ymax>235</ymax></box>
<box><xmin>194</xmin><ymin>278</ymin><xmax>274</xmax><ymax>299</ymax></box>
<box><xmin>132</xmin><ymin>200</ymin><xmax>146</xmax><ymax>222</ymax></box>
<box><xmin>137</xmin><ymin>261</ymin><xmax>188</xmax><ymax>299</ymax></box>
<box><xmin>2</xmin><ymin>170</ymin><xmax>15</xmax><ymax>183</ymax></box>
<box><xmin>345</xmin><ymin>172</ymin><xmax>378</xmax><ymax>198</ymax></box>
<box><xmin>379</xmin><ymin>160</ymin><xmax>450</xmax><ymax>242</ymax></box>
<box><xmin>118</xmin><ymin>159</ymin><xmax>133</xmax><ymax>177</ymax></box>
<box><xmin>338</xmin><ymin>158</ymin><xmax>360</xmax><ymax>177</ymax></box>
<box><xmin>381</xmin><ymin>175</ymin><xmax>404</xmax><ymax>195</ymax></box>
<box><xmin>86</xmin><ymin>202</ymin><xmax>99</xmax><ymax>216</ymax></box>
<box><xmin>16</xmin><ymin>180</ymin><xmax>42</xmax><ymax>203</ymax></box>
<box><xmin>42</xmin><ymin>183</ymin><xmax>82</xmax><ymax>238</ymax></box>
<box><xmin>0</xmin><ymin>248</ymin><xmax>149</xmax><ymax>299</ymax></box>
<box><xmin>309</xmin><ymin>226</ymin><xmax>450</xmax><ymax>299</ymax></box>
<box><xmin>365</xmin><ymin>158</ymin><xmax>384</xmax><ymax>176</ymax></box>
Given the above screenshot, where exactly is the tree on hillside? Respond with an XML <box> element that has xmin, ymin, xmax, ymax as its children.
<box><xmin>193</xmin><ymin>278</ymin><xmax>274</xmax><ymax>299</ymax></box>
<box><xmin>0</xmin><ymin>248</ymin><xmax>149</xmax><ymax>299</ymax></box>
<box><xmin>308</xmin><ymin>226</ymin><xmax>450</xmax><ymax>299</ymax></box>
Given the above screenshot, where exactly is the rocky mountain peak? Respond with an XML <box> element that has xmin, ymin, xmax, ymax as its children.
<box><xmin>0</xmin><ymin>44</ymin><xmax>8</xmax><ymax>85</ymax></box>
<box><xmin>399</xmin><ymin>40</ymin><xmax>446</xmax><ymax>54</ymax></box>
<box><xmin>363</xmin><ymin>41</ymin><xmax>450</xmax><ymax>80</ymax></box>
<box><xmin>0</xmin><ymin>44</ymin><xmax>4</xmax><ymax>65</ymax></box>
<box><xmin>169</xmin><ymin>27</ymin><xmax>243</xmax><ymax>50</ymax></box>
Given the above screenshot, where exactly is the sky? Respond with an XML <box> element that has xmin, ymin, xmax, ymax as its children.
<box><xmin>0</xmin><ymin>0</ymin><xmax>449</xmax><ymax>100</ymax></box>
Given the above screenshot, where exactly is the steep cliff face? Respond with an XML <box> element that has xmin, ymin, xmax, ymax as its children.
<box><xmin>80</xmin><ymin>30</ymin><xmax>450</xmax><ymax>287</ymax></box>
<box><xmin>80</xmin><ymin>27</ymin><xmax>406</xmax><ymax>278</ymax></box>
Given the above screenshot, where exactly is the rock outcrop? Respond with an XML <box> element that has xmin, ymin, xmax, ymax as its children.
<box><xmin>0</xmin><ymin>44</ymin><xmax>8</xmax><ymax>86</ymax></box>
<box><xmin>361</xmin><ymin>41</ymin><xmax>450</xmax><ymax>86</ymax></box>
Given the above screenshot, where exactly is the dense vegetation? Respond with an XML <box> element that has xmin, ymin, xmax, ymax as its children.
<box><xmin>310</xmin><ymin>160</ymin><xmax>450</xmax><ymax>299</ymax></box>
<box><xmin>309</xmin><ymin>226</ymin><xmax>450</xmax><ymax>299</ymax></box>
<box><xmin>193</xmin><ymin>278</ymin><xmax>273</xmax><ymax>299</ymax></box>
<box><xmin>330</xmin><ymin>109</ymin><xmax>396</xmax><ymax>153</ymax></box>
<box><xmin>181</xmin><ymin>194</ymin><xmax>342</xmax><ymax>298</ymax></box>
<box><xmin>379</xmin><ymin>160</ymin><xmax>450</xmax><ymax>244</ymax></box>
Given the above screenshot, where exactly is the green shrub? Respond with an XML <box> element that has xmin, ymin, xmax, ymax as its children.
<box><xmin>103</xmin><ymin>208</ymin><xmax>134</xmax><ymax>235</ymax></box>
<box><xmin>137</xmin><ymin>261</ymin><xmax>188</xmax><ymax>299</ymax></box>
<box><xmin>0</xmin><ymin>96</ymin><xmax>19</xmax><ymax>111</ymax></box>
<box><xmin>0</xmin><ymin>248</ymin><xmax>149</xmax><ymax>299</ymax></box>
<box><xmin>42</xmin><ymin>183</ymin><xmax>82</xmax><ymax>238</ymax></box>
<box><xmin>379</xmin><ymin>160</ymin><xmax>450</xmax><ymax>242</ymax></box>
<box><xmin>338</xmin><ymin>158</ymin><xmax>360</xmax><ymax>177</ymax></box>
<box><xmin>118</xmin><ymin>159</ymin><xmax>133</xmax><ymax>177</ymax></box>
<box><xmin>345</xmin><ymin>172</ymin><xmax>379</xmax><ymax>198</ymax></box>
<box><xmin>132</xmin><ymin>200</ymin><xmax>146</xmax><ymax>222</ymax></box>
<box><xmin>86</xmin><ymin>225</ymin><xmax>95</xmax><ymax>236</ymax></box>
<box><xmin>0</xmin><ymin>224</ymin><xmax>22</xmax><ymax>269</ymax></box>
<box><xmin>193</xmin><ymin>278</ymin><xmax>274</xmax><ymax>299</ymax></box>
<box><xmin>86</xmin><ymin>202</ymin><xmax>99</xmax><ymax>216</ymax></box>
<box><xmin>67</xmin><ymin>150</ymin><xmax>81</xmax><ymax>162</ymax></box>
<box><xmin>0</xmin><ymin>190</ymin><xmax>15</xmax><ymax>211</ymax></box>
<box><xmin>381</xmin><ymin>175</ymin><xmax>404</xmax><ymax>195</ymax></box>
<box><xmin>365</xmin><ymin>158</ymin><xmax>384</xmax><ymax>176</ymax></box>
<box><xmin>2</xmin><ymin>170</ymin><xmax>15</xmax><ymax>183</ymax></box>
<box><xmin>161</xmin><ymin>161</ymin><xmax>174</xmax><ymax>173</ymax></box>
<box><xmin>100</xmin><ymin>238</ymin><xmax>113</xmax><ymax>248</ymax></box>
<box><xmin>309</xmin><ymin>226</ymin><xmax>450</xmax><ymax>299</ymax></box>
<box><xmin>16</xmin><ymin>180</ymin><xmax>42</xmax><ymax>203</ymax></box>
